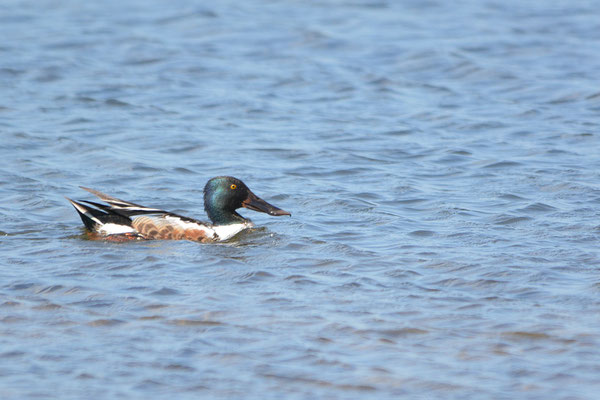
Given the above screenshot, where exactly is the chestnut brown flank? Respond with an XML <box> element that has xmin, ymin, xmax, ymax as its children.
<box><xmin>184</xmin><ymin>229</ymin><xmax>207</xmax><ymax>242</ymax></box>
<box><xmin>132</xmin><ymin>217</ymin><xmax>210</xmax><ymax>242</ymax></box>
<box><xmin>86</xmin><ymin>232</ymin><xmax>141</xmax><ymax>242</ymax></box>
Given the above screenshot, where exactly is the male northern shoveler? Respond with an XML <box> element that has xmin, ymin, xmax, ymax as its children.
<box><xmin>67</xmin><ymin>176</ymin><xmax>291</xmax><ymax>242</ymax></box>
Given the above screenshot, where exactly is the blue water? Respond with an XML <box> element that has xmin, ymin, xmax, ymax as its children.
<box><xmin>2</xmin><ymin>1</ymin><xmax>600</xmax><ymax>399</ymax></box>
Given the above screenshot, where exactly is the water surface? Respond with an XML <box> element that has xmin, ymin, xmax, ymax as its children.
<box><xmin>1</xmin><ymin>1</ymin><xmax>600</xmax><ymax>399</ymax></box>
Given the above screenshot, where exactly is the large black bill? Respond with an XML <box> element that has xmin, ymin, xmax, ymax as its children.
<box><xmin>242</xmin><ymin>191</ymin><xmax>291</xmax><ymax>216</ymax></box>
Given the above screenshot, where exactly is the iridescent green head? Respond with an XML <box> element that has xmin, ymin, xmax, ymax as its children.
<box><xmin>203</xmin><ymin>176</ymin><xmax>290</xmax><ymax>225</ymax></box>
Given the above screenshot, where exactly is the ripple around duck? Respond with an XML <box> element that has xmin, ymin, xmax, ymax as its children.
<box><xmin>236</xmin><ymin>270</ymin><xmax>276</xmax><ymax>284</ymax></box>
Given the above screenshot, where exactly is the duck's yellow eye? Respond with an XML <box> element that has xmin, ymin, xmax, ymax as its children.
<box><xmin>230</xmin><ymin>184</ymin><xmax>237</xmax><ymax>190</ymax></box>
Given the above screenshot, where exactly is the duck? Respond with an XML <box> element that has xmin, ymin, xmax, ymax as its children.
<box><xmin>67</xmin><ymin>176</ymin><xmax>291</xmax><ymax>242</ymax></box>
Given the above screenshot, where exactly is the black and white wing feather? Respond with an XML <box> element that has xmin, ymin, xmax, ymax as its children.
<box><xmin>80</xmin><ymin>186</ymin><xmax>166</xmax><ymax>217</ymax></box>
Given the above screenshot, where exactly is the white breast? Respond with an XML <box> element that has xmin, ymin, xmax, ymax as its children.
<box><xmin>99</xmin><ymin>223</ymin><xmax>136</xmax><ymax>235</ymax></box>
<box><xmin>213</xmin><ymin>222</ymin><xmax>253</xmax><ymax>241</ymax></box>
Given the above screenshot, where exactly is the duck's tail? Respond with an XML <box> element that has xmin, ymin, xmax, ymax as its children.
<box><xmin>66</xmin><ymin>197</ymin><xmax>133</xmax><ymax>232</ymax></box>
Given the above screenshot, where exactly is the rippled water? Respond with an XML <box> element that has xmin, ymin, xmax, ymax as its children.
<box><xmin>2</xmin><ymin>0</ymin><xmax>600</xmax><ymax>398</ymax></box>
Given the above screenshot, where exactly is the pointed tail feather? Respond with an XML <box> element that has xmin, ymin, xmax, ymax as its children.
<box><xmin>66</xmin><ymin>198</ymin><xmax>106</xmax><ymax>231</ymax></box>
<box><xmin>79</xmin><ymin>186</ymin><xmax>166</xmax><ymax>216</ymax></box>
<box><xmin>67</xmin><ymin>196</ymin><xmax>135</xmax><ymax>232</ymax></box>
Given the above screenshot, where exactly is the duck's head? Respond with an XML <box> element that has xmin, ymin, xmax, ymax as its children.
<box><xmin>203</xmin><ymin>176</ymin><xmax>291</xmax><ymax>225</ymax></box>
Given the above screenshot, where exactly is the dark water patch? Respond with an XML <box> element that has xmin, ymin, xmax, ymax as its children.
<box><xmin>164</xmin><ymin>363</ymin><xmax>196</xmax><ymax>372</ymax></box>
<box><xmin>163</xmin><ymin>145</ymin><xmax>206</xmax><ymax>154</ymax></box>
<box><xmin>547</xmin><ymin>94</ymin><xmax>582</xmax><ymax>105</ymax></box>
<box><xmin>0</xmin><ymin>350</ymin><xmax>26</xmax><ymax>358</ymax></box>
<box><xmin>434</xmin><ymin>153</ymin><xmax>472</xmax><ymax>165</ymax></box>
<box><xmin>493</xmin><ymin>215</ymin><xmax>532</xmax><ymax>225</ymax></box>
<box><xmin>382</xmin><ymin>129</ymin><xmax>413</xmax><ymax>137</ymax></box>
<box><xmin>105</xmin><ymin>98</ymin><xmax>132</xmax><ymax>107</ymax></box>
<box><xmin>259</xmin><ymin>372</ymin><xmax>376</xmax><ymax>392</ymax></box>
<box><xmin>483</xmin><ymin>161</ymin><xmax>523</xmax><ymax>169</ymax></box>
<box><xmin>409</xmin><ymin>230</ymin><xmax>435</xmax><ymax>237</ymax></box>
<box><xmin>502</xmin><ymin>331</ymin><xmax>553</xmax><ymax>341</ymax></box>
<box><xmin>138</xmin><ymin>315</ymin><xmax>164</xmax><ymax>321</ymax></box>
<box><xmin>32</xmin><ymin>302</ymin><xmax>62</xmax><ymax>310</ymax></box>
<box><xmin>396</xmin><ymin>197</ymin><xmax>428</xmax><ymax>205</ymax></box>
<box><xmin>71</xmin><ymin>300</ymin><xmax>114</xmax><ymax>309</ymax></box>
<box><xmin>62</xmin><ymin>117</ymin><xmax>94</xmax><ymax>125</ymax></box>
<box><xmin>498</xmin><ymin>193</ymin><xmax>528</xmax><ymax>201</ymax></box>
<box><xmin>377</xmin><ymin>328</ymin><xmax>429</xmax><ymax>338</ymax></box>
<box><xmin>517</xmin><ymin>202</ymin><xmax>557</xmax><ymax>213</ymax></box>
<box><xmin>88</xmin><ymin>319</ymin><xmax>126</xmax><ymax>327</ymax></box>
<box><xmin>1</xmin><ymin>315</ymin><xmax>28</xmax><ymax>324</ymax></box>
<box><xmin>169</xmin><ymin>319</ymin><xmax>222</xmax><ymax>327</ymax></box>
<box><xmin>6</xmin><ymin>282</ymin><xmax>37</xmax><ymax>291</ymax></box>
<box><xmin>460</xmin><ymin>121</ymin><xmax>507</xmax><ymax>131</ymax></box>
<box><xmin>123</xmin><ymin>57</ymin><xmax>166</xmax><ymax>66</ymax></box>
<box><xmin>285</xmin><ymin>276</ymin><xmax>320</xmax><ymax>286</ymax></box>
<box><xmin>35</xmin><ymin>285</ymin><xmax>64</xmax><ymax>294</ymax></box>
<box><xmin>0</xmin><ymin>67</ymin><xmax>26</xmax><ymax>76</ymax></box>
<box><xmin>144</xmin><ymin>303</ymin><xmax>170</xmax><ymax>311</ymax></box>
<box><xmin>125</xmin><ymin>286</ymin><xmax>151</xmax><ymax>292</ymax></box>
<box><xmin>75</xmin><ymin>96</ymin><xmax>97</xmax><ymax>103</ymax></box>
<box><xmin>0</xmin><ymin>301</ymin><xmax>21</xmax><ymax>307</ymax></box>
<box><xmin>236</xmin><ymin>270</ymin><xmax>275</xmax><ymax>284</ymax></box>
<box><xmin>150</xmin><ymin>287</ymin><xmax>180</xmax><ymax>296</ymax></box>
